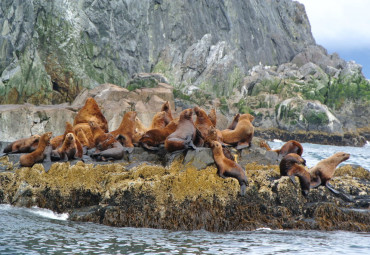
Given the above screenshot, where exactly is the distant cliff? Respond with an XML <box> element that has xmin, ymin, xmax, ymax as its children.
<box><xmin>0</xmin><ymin>0</ymin><xmax>315</xmax><ymax>104</ymax></box>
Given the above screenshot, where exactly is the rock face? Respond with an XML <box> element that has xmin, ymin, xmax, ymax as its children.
<box><xmin>0</xmin><ymin>146</ymin><xmax>369</xmax><ymax>232</ymax></box>
<box><xmin>0</xmin><ymin>0</ymin><xmax>314</xmax><ymax>104</ymax></box>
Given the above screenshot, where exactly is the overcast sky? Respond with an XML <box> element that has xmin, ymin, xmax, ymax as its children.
<box><xmin>296</xmin><ymin>0</ymin><xmax>370</xmax><ymax>78</ymax></box>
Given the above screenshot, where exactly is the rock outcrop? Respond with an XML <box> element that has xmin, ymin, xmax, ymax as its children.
<box><xmin>0</xmin><ymin>145</ymin><xmax>369</xmax><ymax>232</ymax></box>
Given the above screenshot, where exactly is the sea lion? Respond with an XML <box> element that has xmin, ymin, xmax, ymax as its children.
<box><xmin>73</xmin><ymin>97</ymin><xmax>108</xmax><ymax>132</ymax></box>
<box><xmin>51</xmin><ymin>133</ymin><xmax>79</xmax><ymax>161</ymax></box>
<box><xmin>140</xmin><ymin>119</ymin><xmax>179</xmax><ymax>150</ymax></box>
<box><xmin>150</xmin><ymin>111</ymin><xmax>171</xmax><ymax>129</ymax></box>
<box><xmin>208</xmin><ymin>108</ymin><xmax>217</xmax><ymax>127</ymax></box>
<box><xmin>226</xmin><ymin>113</ymin><xmax>240</xmax><ymax>130</ymax></box>
<box><xmin>279</xmin><ymin>153</ymin><xmax>310</xmax><ymax>196</ymax></box>
<box><xmin>3</xmin><ymin>134</ymin><xmax>40</xmax><ymax>154</ymax></box>
<box><xmin>209</xmin><ymin>140</ymin><xmax>248</xmax><ymax>196</ymax></box>
<box><xmin>75</xmin><ymin>127</ymin><xmax>90</xmax><ymax>150</ymax></box>
<box><xmin>260</xmin><ymin>140</ymin><xmax>303</xmax><ymax>157</ymax></box>
<box><xmin>110</xmin><ymin>111</ymin><xmax>137</xmax><ymax>147</ymax></box>
<box><xmin>221</xmin><ymin>113</ymin><xmax>254</xmax><ymax>150</ymax></box>
<box><xmin>72</xmin><ymin>123</ymin><xmax>94</xmax><ymax>149</ymax></box>
<box><xmin>50</xmin><ymin>122</ymin><xmax>74</xmax><ymax>149</ymax></box>
<box><xmin>165</xmin><ymin>108</ymin><xmax>197</xmax><ymax>153</ymax></box>
<box><xmin>20</xmin><ymin>132</ymin><xmax>53</xmax><ymax>168</ymax></box>
<box><xmin>89</xmin><ymin>121</ymin><xmax>116</xmax><ymax>151</ymax></box>
<box><xmin>161</xmin><ymin>101</ymin><xmax>173</xmax><ymax>121</ymax></box>
<box><xmin>92</xmin><ymin>139</ymin><xmax>126</xmax><ymax>161</ymax></box>
<box><xmin>309</xmin><ymin>152</ymin><xmax>352</xmax><ymax>201</ymax></box>
<box><xmin>205</xmin><ymin>126</ymin><xmax>234</xmax><ymax>161</ymax></box>
<box><xmin>194</xmin><ymin>106</ymin><xmax>214</xmax><ymax>139</ymax></box>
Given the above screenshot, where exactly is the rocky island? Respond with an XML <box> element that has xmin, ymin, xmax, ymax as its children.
<box><xmin>0</xmin><ymin>0</ymin><xmax>369</xmax><ymax>233</ymax></box>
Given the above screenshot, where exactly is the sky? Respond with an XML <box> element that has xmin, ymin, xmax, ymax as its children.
<box><xmin>296</xmin><ymin>0</ymin><xmax>370</xmax><ymax>78</ymax></box>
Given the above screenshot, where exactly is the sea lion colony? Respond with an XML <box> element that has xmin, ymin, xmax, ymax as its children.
<box><xmin>2</xmin><ymin>98</ymin><xmax>351</xmax><ymax>198</ymax></box>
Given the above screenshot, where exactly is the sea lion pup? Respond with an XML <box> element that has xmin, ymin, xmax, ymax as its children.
<box><xmin>208</xmin><ymin>108</ymin><xmax>217</xmax><ymax>127</ymax></box>
<box><xmin>226</xmin><ymin>113</ymin><xmax>240</xmax><ymax>130</ymax></box>
<box><xmin>3</xmin><ymin>134</ymin><xmax>40</xmax><ymax>154</ymax></box>
<box><xmin>279</xmin><ymin>153</ymin><xmax>310</xmax><ymax>196</ymax></box>
<box><xmin>309</xmin><ymin>152</ymin><xmax>352</xmax><ymax>201</ymax></box>
<box><xmin>20</xmin><ymin>132</ymin><xmax>53</xmax><ymax>168</ymax></box>
<box><xmin>165</xmin><ymin>108</ymin><xmax>197</xmax><ymax>153</ymax></box>
<box><xmin>260</xmin><ymin>140</ymin><xmax>303</xmax><ymax>157</ymax></box>
<box><xmin>110</xmin><ymin>111</ymin><xmax>137</xmax><ymax>148</ymax></box>
<box><xmin>50</xmin><ymin>121</ymin><xmax>74</xmax><ymax>149</ymax></box>
<box><xmin>221</xmin><ymin>113</ymin><xmax>254</xmax><ymax>150</ymax></box>
<box><xmin>150</xmin><ymin>111</ymin><xmax>171</xmax><ymax>129</ymax></box>
<box><xmin>73</xmin><ymin>97</ymin><xmax>108</xmax><ymax>132</ymax></box>
<box><xmin>139</xmin><ymin>119</ymin><xmax>179</xmax><ymax>150</ymax></box>
<box><xmin>51</xmin><ymin>133</ymin><xmax>79</xmax><ymax>161</ymax></box>
<box><xmin>209</xmin><ymin>140</ymin><xmax>248</xmax><ymax>196</ymax></box>
<box><xmin>161</xmin><ymin>101</ymin><xmax>173</xmax><ymax>121</ymax></box>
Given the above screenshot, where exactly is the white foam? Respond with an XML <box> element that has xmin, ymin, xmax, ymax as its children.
<box><xmin>272</xmin><ymin>139</ymin><xmax>283</xmax><ymax>143</ymax></box>
<box><xmin>256</xmin><ymin>227</ymin><xmax>272</xmax><ymax>231</ymax></box>
<box><xmin>29</xmin><ymin>206</ymin><xmax>69</xmax><ymax>221</ymax></box>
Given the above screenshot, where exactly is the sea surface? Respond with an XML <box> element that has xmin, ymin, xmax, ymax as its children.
<box><xmin>1</xmin><ymin>143</ymin><xmax>369</xmax><ymax>254</ymax></box>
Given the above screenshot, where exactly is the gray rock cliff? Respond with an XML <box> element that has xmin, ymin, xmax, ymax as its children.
<box><xmin>0</xmin><ymin>0</ymin><xmax>315</xmax><ymax>104</ymax></box>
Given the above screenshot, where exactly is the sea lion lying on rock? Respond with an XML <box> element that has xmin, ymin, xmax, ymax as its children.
<box><xmin>20</xmin><ymin>132</ymin><xmax>53</xmax><ymax>169</ymax></box>
<box><xmin>2</xmin><ymin>134</ymin><xmax>40</xmax><ymax>155</ymax></box>
<box><xmin>260</xmin><ymin>140</ymin><xmax>303</xmax><ymax>157</ymax></box>
<box><xmin>221</xmin><ymin>113</ymin><xmax>254</xmax><ymax>150</ymax></box>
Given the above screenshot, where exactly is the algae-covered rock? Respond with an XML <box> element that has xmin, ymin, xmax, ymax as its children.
<box><xmin>0</xmin><ymin>148</ymin><xmax>369</xmax><ymax>232</ymax></box>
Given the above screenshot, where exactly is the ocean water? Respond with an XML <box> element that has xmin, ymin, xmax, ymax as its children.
<box><xmin>0</xmin><ymin>143</ymin><xmax>369</xmax><ymax>254</ymax></box>
<box><xmin>268</xmin><ymin>140</ymin><xmax>370</xmax><ymax>170</ymax></box>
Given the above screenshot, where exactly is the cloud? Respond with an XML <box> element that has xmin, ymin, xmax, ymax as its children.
<box><xmin>297</xmin><ymin>0</ymin><xmax>370</xmax><ymax>50</ymax></box>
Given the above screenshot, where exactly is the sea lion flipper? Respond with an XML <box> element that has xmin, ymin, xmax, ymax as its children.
<box><xmin>240</xmin><ymin>183</ymin><xmax>246</xmax><ymax>196</ymax></box>
<box><xmin>42</xmin><ymin>161</ymin><xmax>52</xmax><ymax>173</ymax></box>
<box><xmin>236</xmin><ymin>142</ymin><xmax>250</xmax><ymax>150</ymax></box>
<box><xmin>123</xmin><ymin>147</ymin><xmax>134</xmax><ymax>153</ymax></box>
<box><xmin>288</xmin><ymin>175</ymin><xmax>298</xmax><ymax>186</ymax></box>
<box><xmin>142</xmin><ymin>143</ymin><xmax>159</xmax><ymax>151</ymax></box>
<box><xmin>310</xmin><ymin>176</ymin><xmax>322</xmax><ymax>189</ymax></box>
<box><xmin>325</xmin><ymin>182</ymin><xmax>353</xmax><ymax>202</ymax></box>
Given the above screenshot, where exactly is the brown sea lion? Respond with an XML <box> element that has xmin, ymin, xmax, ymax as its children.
<box><xmin>221</xmin><ymin>113</ymin><xmax>254</xmax><ymax>150</ymax></box>
<box><xmin>89</xmin><ymin>121</ymin><xmax>116</xmax><ymax>151</ymax></box>
<box><xmin>208</xmin><ymin>108</ymin><xmax>217</xmax><ymax>127</ymax></box>
<box><xmin>72</xmin><ymin>123</ymin><xmax>94</xmax><ymax>148</ymax></box>
<box><xmin>260</xmin><ymin>140</ymin><xmax>303</xmax><ymax>157</ymax></box>
<box><xmin>161</xmin><ymin>101</ymin><xmax>173</xmax><ymax>121</ymax></box>
<box><xmin>3</xmin><ymin>134</ymin><xmax>40</xmax><ymax>154</ymax></box>
<box><xmin>110</xmin><ymin>111</ymin><xmax>137</xmax><ymax>148</ymax></box>
<box><xmin>279</xmin><ymin>153</ymin><xmax>310</xmax><ymax>196</ymax></box>
<box><xmin>51</xmin><ymin>133</ymin><xmax>79</xmax><ymax>161</ymax></box>
<box><xmin>75</xmin><ymin>127</ymin><xmax>90</xmax><ymax>149</ymax></box>
<box><xmin>226</xmin><ymin>113</ymin><xmax>240</xmax><ymax>130</ymax></box>
<box><xmin>309</xmin><ymin>152</ymin><xmax>352</xmax><ymax>201</ymax></box>
<box><xmin>73</xmin><ymin>97</ymin><xmax>108</xmax><ymax>132</ymax></box>
<box><xmin>194</xmin><ymin>106</ymin><xmax>214</xmax><ymax>139</ymax></box>
<box><xmin>50</xmin><ymin>122</ymin><xmax>74</xmax><ymax>149</ymax></box>
<box><xmin>140</xmin><ymin>119</ymin><xmax>179</xmax><ymax>150</ymax></box>
<box><xmin>150</xmin><ymin>111</ymin><xmax>171</xmax><ymax>129</ymax></box>
<box><xmin>20</xmin><ymin>132</ymin><xmax>53</xmax><ymax>167</ymax></box>
<box><xmin>135</xmin><ymin>116</ymin><xmax>149</xmax><ymax>133</ymax></box>
<box><xmin>209</xmin><ymin>141</ymin><xmax>248</xmax><ymax>196</ymax></box>
<box><xmin>205</xmin><ymin>127</ymin><xmax>234</xmax><ymax>161</ymax></box>
<box><xmin>165</xmin><ymin>108</ymin><xmax>197</xmax><ymax>153</ymax></box>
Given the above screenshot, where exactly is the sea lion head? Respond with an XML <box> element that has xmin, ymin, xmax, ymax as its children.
<box><xmin>161</xmin><ymin>101</ymin><xmax>170</xmax><ymax>112</ymax></box>
<box><xmin>332</xmin><ymin>152</ymin><xmax>350</xmax><ymax>163</ymax></box>
<box><xmin>209</xmin><ymin>140</ymin><xmax>223</xmax><ymax>155</ymax></box>
<box><xmin>194</xmin><ymin>106</ymin><xmax>207</xmax><ymax>119</ymax></box>
<box><xmin>180</xmin><ymin>108</ymin><xmax>193</xmax><ymax>120</ymax></box>
<box><xmin>66</xmin><ymin>133</ymin><xmax>75</xmax><ymax>141</ymax></box>
<box><xmin>31</xmin><ymin>134</ymin><xmax>41</xmax><ymax>142</ymax></box>
<box><xmin>43</xmin><ymin>132</ymin><xmax>53</xmax><ymax>144</ymax></box>
<box><xmin>240</xmin><ymin>113</ymin><xmax>254</xmax><ymax>122</ymax></box>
